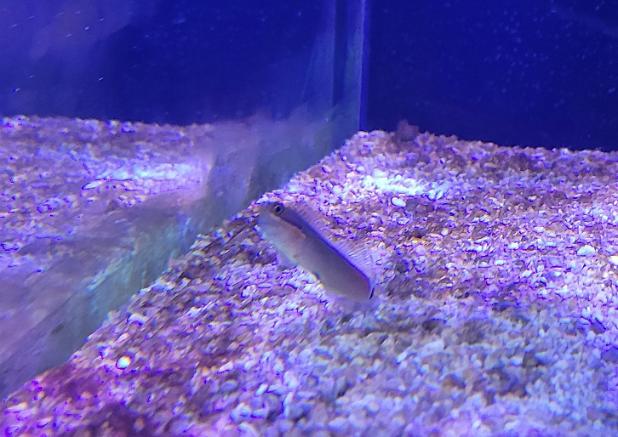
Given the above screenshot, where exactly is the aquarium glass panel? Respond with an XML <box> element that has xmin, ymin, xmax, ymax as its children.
<box><xmin>0</xmin><ymin>0</ymin><xmax>367</xmax><ymax>397</ymax></box>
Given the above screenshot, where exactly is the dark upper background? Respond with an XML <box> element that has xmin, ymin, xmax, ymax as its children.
<box><xmin>0</xmin><ymin>0</ymin><xmax>326</xmax><ymax>123</ymax></box>
<box><xmin>1</xmin><ymin>0</ymin><xmax>617</xmax><ymax>150</ymax></box>
<box><xmin>368</xmin><ymin>0</ymin><xmax>618</xmax><ymax>150</ymax></box>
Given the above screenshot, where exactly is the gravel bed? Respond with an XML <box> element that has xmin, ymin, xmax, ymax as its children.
<box><xmin>2</xmin><ymin>129</ymin><xmax>618</xmax><ymax>436</ymax></box>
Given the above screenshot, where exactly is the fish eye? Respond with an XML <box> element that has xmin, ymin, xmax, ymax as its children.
<box><xmin>272</xmin><ymin>203</ymin><xmax>284</xmax><ymax>215</ymax></box>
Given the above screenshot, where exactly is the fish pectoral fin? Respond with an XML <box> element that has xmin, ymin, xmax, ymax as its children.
<box><xmin>276</xmin><ymin>251</ymin><xmax>297</xmax><ymax>269</ymax></box>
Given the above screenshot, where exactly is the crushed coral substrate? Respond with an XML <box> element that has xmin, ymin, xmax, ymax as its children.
<box><xmin>3</xmin><ymin>130</ymin><xmax>618</xmax><ymax>436</ymax></box>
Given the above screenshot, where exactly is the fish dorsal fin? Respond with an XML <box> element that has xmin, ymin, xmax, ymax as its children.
<box><xmin>331</xmin><ymin>238</ymin><xmax>375</xmax><ymax>275</ymax></box>
<box><xmin>292</xmin><ymin>201</ymin><xmax>380</xmax><ymax>281</ymax></box>
<box><xmin>292</xmin><ymin>202</ymin><xmax>336</xmax><ymax>240</ymax></box>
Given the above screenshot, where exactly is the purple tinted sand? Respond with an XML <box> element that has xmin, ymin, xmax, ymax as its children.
<box><xmin>2</xmin><ymin>130</ymin><xmax>618</xmax><ymax>435</ymax></box>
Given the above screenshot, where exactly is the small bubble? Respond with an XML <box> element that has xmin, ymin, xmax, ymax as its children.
<box><xmin>116</xmin><ymin>355</ymin><xmax>131</xmax><ymax>369</ymax></box>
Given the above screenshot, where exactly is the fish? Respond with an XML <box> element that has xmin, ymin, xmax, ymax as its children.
<box><xmin>256</xmin><ymin>201</ymin><xmax>377</xmax><ymax>302</ymax></box>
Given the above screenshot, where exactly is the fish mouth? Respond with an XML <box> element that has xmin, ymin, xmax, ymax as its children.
<box><xmin>256</xmin><ymin>201</ymin><xmax>286</xmax><ymax>221</ymax></box>
<box><xmin>255</xmin><ymin>203</ymin><xmax>279</xmax><ymax>230</ymax></box>
<box><xmin>254</xmin><ymin>202</ymin><xmax>268</xmax><ymax>218</ymax></box>
<box><xmin>256</xmin><ymin>201</ymin><xmax>273</xmax><ymax>214</ymax></box>
<box><xmin>255</xmin><ymin>203</ymin><xmax>269</xmax><ymax>218</ymax></box>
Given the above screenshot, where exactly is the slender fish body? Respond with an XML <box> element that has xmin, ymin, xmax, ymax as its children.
<box><xmin>256</xmin><ymin>201</ymin><xmax>374</xmax><ymax>302</ymax></box>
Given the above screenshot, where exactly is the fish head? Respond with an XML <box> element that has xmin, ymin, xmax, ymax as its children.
<box><xmin>256</xmin><ymin>201</ymin><xmax>286</xmax><ymax>230</ymax></box>
<box><xmin>256</xmin><ymin>201</ymin><xmax>307</xmax><ymax>254</ymax></box>
<box><xmin>257</xmin><ymin>201</ymin><xmax>307</xmax><ymax>229</ymax></box>
<box><xmin>261</xmin><ymin>201</ymin><xmax>286</xmax><ymax>217</ymax></box>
